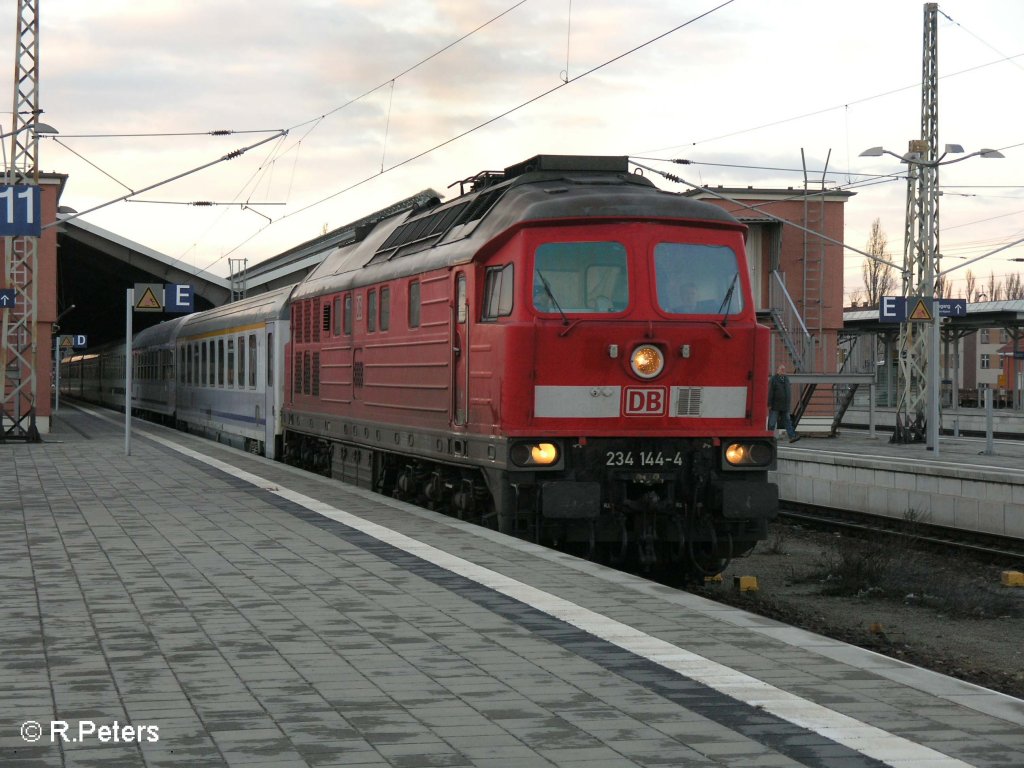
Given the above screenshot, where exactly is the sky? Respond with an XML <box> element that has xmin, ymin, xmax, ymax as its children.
<box><xmin>3</xmin><ymin>0</ymin><xmax>1023</xmax><ymax>301</ymax></box>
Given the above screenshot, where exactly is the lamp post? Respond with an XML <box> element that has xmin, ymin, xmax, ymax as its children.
<box><xmin>859</xmin><ymin>144</ymin><xmax>1003</xmax><ymax>454</ymax></box>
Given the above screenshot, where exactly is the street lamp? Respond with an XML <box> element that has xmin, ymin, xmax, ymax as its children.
<box><xmin>860</xmin><ymin>143</ymin><xmax>1003</xmax><ymax>454</ymax></box>
<box><xmin>859</xmin><ymin>145</ymin><xmax>1004</xmax><ymax>163</ymax></box>
<box><xmin>0</xmin><ymin>121</ymin><xmax>58</xmax><ymax>140</ymax></box>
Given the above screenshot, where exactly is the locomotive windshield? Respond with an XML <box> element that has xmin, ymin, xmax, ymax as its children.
<box><xmin>533</xmin><ymin>242</ymin><xmax>629</xmax><ymax>314</ymax></box>
<box><xmin>655</xmin><ymin>243</ymin><xmax>744</xmax><ymax>315</ymax></box>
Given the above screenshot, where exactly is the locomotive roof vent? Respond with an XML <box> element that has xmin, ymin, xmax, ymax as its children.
<box><xmin>372</xmin><ymin>185</ymin><xmax>507</xmax><ymax>263</ymax></box>
<box><xmin>503</xmin><ymin>154</ymin><xmax>629</xmax><ymax>179</ymax></box>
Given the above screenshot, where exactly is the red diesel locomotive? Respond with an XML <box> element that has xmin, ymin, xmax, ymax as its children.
<box><xmin>283</xmin><ymin>155</ymin><xmax>777</xmax><ymax>575</ymax></box>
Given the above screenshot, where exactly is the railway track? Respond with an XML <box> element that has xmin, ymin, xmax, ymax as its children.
<box><xmin>779</xmin><ymin>501</ymin><xmax>1024</xmax><ymax>563</ymax></box>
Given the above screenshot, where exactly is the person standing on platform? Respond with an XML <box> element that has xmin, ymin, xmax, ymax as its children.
<box><xmin>768</xmin><ymin>364</ymin><xmax>800</xmax><ymax>443</ymax></box>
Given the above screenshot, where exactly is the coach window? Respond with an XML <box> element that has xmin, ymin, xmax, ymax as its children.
<box><xmin>227</xmin><ymin>338</ymin><xmax>235</xmax><ymax>386</ymax></box>
<box><xmin>267</xmin><ymin>333</ymin><xmax>274</xmax><ymax>387</ymax></box>
<box><xmin>368</xmin><ymin>290</ymin><xmax>377</xmax><ymax>332</ymax></box>
<box><xmin>201</xmin><ymin>343</ymin><xmax>208</xmax><ymax>387</ymax></box>
<box><xmin>218</xmin><ymin>339</ymin><xmax>225</xmax><ymax>386</ymax></box>
<box><xmin>343</xmin><ymin>295</ymin><xmax>352</xmax><ymax>335</ymax></box>
<box><xmin>533</xmin><ymin>242</ymin><xmax>627</xmax><ymax>313</ymax></box>
<box><xmin>248</xmin><ymin>334</ymin><xmax>257</xmax><ymax>388</ymax></box>
<box><xmin>237</xmin><ymin>335</ymin><xmax>245</xmax><ymax>388</ymax></box>
<box><xmin>180</xmin><ymin>347</ymin><xmax>186</xmax><ymax>384</ymax></box>
<box><xmin>408</xmin><ymin>282</ymin><xmax>420</xmax><ymax>328</ymax></box>
<box><xmin>655</xmin><ymin>243</ymin><xmax>744</xmax><ymax>316</ymax></box>
<box><xmin>380</xmin><ymin>287</ymin><xmax>390</xmax><ymax>331</ymax></box>
<box><xmin>208</xmin><ymin>342</ymin><xmax>216</xmax><ymax>386</ymax></box>
<box><xmin>333</xmin><ymin>296</ymin><xmax>342</xmax><ymax>336</ymax></box>
<box><xmin>482</xmin><ymin>264</ymin><xmax>514</xmax><ymax>320</ymax></box>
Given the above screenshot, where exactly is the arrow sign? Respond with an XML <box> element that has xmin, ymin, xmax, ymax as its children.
<box><xmin>938</xmin><ymin>298</ymin><xmax>967</xmax><ymax>317</ymax></box>
<box><xmin>0</xmin><ymin>289</ymin><xmax>14</xmax><ymax>308</ymax></box>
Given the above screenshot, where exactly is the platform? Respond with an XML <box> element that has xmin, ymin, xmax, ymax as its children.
<box><xmin>775</xmin><ymin>421</ymin><xmax>1024</xmax><ymax>539</ymax></box>
<box><xmin>3</xmin><ymin>404</ymin><xmax>1023</xmax><ymax>768</ymax></box>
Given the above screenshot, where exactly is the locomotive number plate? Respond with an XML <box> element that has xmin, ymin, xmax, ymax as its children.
<box><xmin>605</xmin><ymin>450</ymin><xmax>683</xmax><ymax>467</ymax></box>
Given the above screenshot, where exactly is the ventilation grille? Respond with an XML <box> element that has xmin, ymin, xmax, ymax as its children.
<box><xmin>373</xmin><ymin>186</ymin><xmax>506</xmax><ymax>260</ymax></box>
<box><xmin>675</xmin><ymin>387</ymin><xmax>703</xmax><ymax>416</ymax></box>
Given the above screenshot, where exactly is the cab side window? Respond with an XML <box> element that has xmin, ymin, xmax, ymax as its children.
<box><xmin>482</xmin><ymin>264</ymin><xmax>514</xmax><ymax>320</ymax></box>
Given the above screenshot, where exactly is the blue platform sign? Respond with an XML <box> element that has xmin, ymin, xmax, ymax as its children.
<box><xmin>57</xmin><ymin>334</ymin><xmax>88</xmax><ymax>351</ymax></box>
<box><xmin>938</xmin><ymin>298</ymin><xmax>967</xmax><ymax>317</ymax></box>
<box><xmin>879</xmin><ymin>296</ymin><xmax>907</xmax><ymax>322</ymax></box>
<box><xmin>879</xmin><ymin>296</ymin><xmax>967</xmax><ymax>322</ymax></box>
<box><xmin>0</xmin><ymin>185</ymin><xmax>42</xmax><ymax>236</ymax></box>
<box><xmin>164</xmin><ymin>284</ymin><xmax>194</xmax><ymax>313</ymax></box>
<box><xmin>0</xmin><ymin>289</ymin><xmax>14</xmax><ymax>308</ymax></box>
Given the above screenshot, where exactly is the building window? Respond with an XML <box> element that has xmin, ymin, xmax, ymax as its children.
<box><xmin>980</xmin><ymin>329</ymin><xmax>990</xmax><ymax>344</ymax></box>
<box><xmin>980</xmin><ymin>353</ymin><xmax>991</xmax><ymax>370</ymax></box>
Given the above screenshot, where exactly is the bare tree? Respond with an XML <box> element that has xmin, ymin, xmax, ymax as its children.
<box><xmin>987</xmin><ymin>271</ymin><xmax>1003</xmax><ymax>302</ymax></box>
<box><xmin>1006</xmin><ymin>273</ymin><xmax>1024</xmax><ymax>300</ymax></box>
<box><xmin>861</xmin><ymin>218</ymin><xmax>896</xmax><ymax>306</ymax></box>
<box><xmin>965</xmin><ymin>270</ymin><xmax>976</xmax><ymax>302</ymax></box>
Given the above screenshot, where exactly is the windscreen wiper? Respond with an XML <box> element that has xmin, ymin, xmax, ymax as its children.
<box><xmin>716</xmin><ymin>272</ymin><xmax>739</xmax><ymax>326</ymax></box>
<box><xmin>536</xmin><ymin>271</ymin><xmax>569</xmax><ymax>326</ymax></box>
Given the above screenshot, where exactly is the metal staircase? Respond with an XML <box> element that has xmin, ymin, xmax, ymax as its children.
<box><xmin>760</xmin><ymin>270</ymin><xmax>873</xmax><ymax>435</ymax></box>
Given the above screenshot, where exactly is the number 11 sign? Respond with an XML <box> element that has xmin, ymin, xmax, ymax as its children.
<box><xmin>0</xmin><ymin>185</ymin><xmax>42</xmax><ymax>236</ymax></box>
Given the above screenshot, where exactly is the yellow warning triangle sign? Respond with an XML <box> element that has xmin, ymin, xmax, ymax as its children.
<box><xmin>908</xmin><ymin>298</ymin><xmax>933</xmax><ymax>321</ymax></box>
<box><xmin>136</xmin><ymin>286</ymin><xmax>162</xmax><ymax>310</ymax></box>
<box><xmin>59</xmin><ymin>336</ymin><xmax>74</xmax><ymax>349</ymax></box>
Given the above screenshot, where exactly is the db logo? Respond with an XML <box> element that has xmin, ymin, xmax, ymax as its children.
<box><xmin>623</xmin><ymin>387</ymin><xmax>667</xmax><ymax>416</ymax></box>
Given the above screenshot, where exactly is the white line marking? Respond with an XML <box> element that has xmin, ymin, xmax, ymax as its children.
<box><xmin>91</xmin><ymin>408</ymin><xmax>977</xmax><ymax>768</ymax></box>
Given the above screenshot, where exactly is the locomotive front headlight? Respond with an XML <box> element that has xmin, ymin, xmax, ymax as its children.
<box><xmin>723</xmin><ymin>441</ymin><xmax>774</xmax><ymax>468</ymax></box>
<box><xmin>510</xmin><ymin>441</ymin><xmax>560</xmax><ymax>467</ymax></box>
<box><xmin>530</xmin><ymin>443</ymin><xmax>559</xmax><ymax>465</ymax></box>
<box><xmin>630</xmin><ymin>344</ymin><xmax>664</xmax><ymax>379</ymax></box>
<box><xmin>725</xmin><ymin>443</ymin><xmax>748</xmax><ymax>464</ymax></box>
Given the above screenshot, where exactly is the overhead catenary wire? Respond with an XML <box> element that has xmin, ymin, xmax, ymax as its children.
<box><xmin>199</xmin><ymin>0</ymin><xmax>739</xmax><ymax>273</ymax></box>
<box><xmin>44</xmin><ymin>131</ymin><xmax>288</xmax><ymax>230</ymax></box>
<box><xmin>629</xmin><ymin>158</ymin><xmax>905</xmax><ymax>274</ymax></box>
<box><xmin>37</xmin><ymin>1</ymin><xmax>1021</xmax><ymax>285</ymax></box>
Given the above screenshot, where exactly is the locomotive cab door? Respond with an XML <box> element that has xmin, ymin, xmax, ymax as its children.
<box><xmin>451</xmin><ymin>272</ymin><xmax>469</xmax><ymax>428</ymax></box>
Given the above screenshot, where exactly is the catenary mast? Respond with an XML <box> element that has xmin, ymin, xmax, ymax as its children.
<box><xmin>892</xmin><ymin>2</ymin><xmax>940</xmax><ymax>444</ymax></box>
<box><xmin>1</xmin><ymin>0</ymin><xmax>42</xmax><ymax>441</ymax></box>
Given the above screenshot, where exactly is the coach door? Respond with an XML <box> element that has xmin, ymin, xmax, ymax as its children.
<box><xmin>451</xmin><ymin>272</ymin><xmax>468</xmax><ymax>427</ymax></box>
<box><xmin>264</xmin><ymin>326</ymin><xmax>277</xmax><ymax>459</ymax></box>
